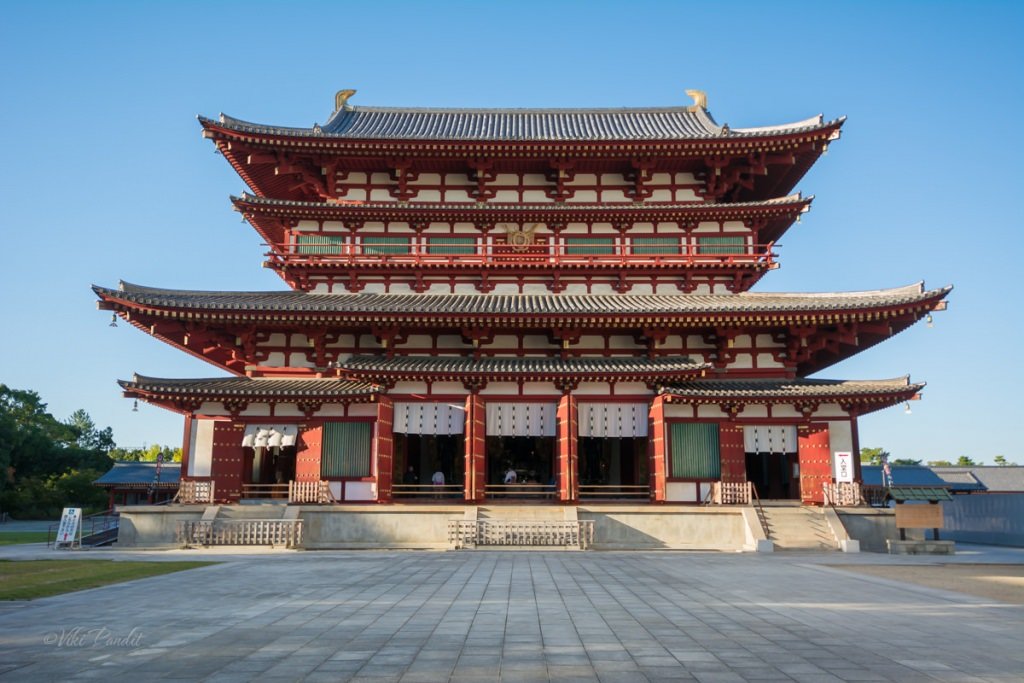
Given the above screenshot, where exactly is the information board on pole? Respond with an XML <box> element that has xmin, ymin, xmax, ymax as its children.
<box><xmin>54</xmin><ymin>507</ymin><xmax>82</xmax><ymax>549</ymax></box>
<box><xmin>834</xmin><ymin>451</ymin><xmax>854</xmax><ymax>483</ymax></box>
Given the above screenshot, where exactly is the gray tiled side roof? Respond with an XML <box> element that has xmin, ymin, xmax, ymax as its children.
<box><xmin>342</xmin><ymin>355</ymin><xmax>706</xmax><ymax>376</ymax></box>
<box><xmin>95</xmin><ymin>462</ymin><xmax>181</xmax><ymax>487</ymax></box>
<box><xmin>200</xmin><ymin>108</ymin><xmax>841</xmax><ymax>142</ymax></box>
<box><xmin>931</xmin><ymin>467</ymin><xmax>1024</xmax><ymax>493</ymax></box>
<box><xmin>120</xmin><ymin>375</ymin><xmax>380</xmax><ymax>397</ymax></box>
<box><xmin>95</xmin><ymin>282</ymin><xmax>950</xmax><ymax>317</ymax></box>
<box><xmin>659</xmin><ymin>377</ymin><xmax>924</xmax><ymax>399</ymax></box>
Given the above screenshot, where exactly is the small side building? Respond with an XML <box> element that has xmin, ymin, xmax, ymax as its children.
<box><xmin>94</xmin><ymin>462</ymin><xmax>181</xmax><ymax>507</ymax></box>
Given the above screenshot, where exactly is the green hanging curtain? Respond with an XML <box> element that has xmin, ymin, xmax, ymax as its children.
<box><xmin>427</xmin><ymin>237</ymin><xmax>476</xmax><ymax>255</ymax></box>
<box><xmin>296</xmin><ymin>234</ymin><xmax>344</xmax><ymax>255</ymax></box>
<box><xmin>362</xmin><ymin>236</ymin><xmax>410</xmax><ymax>255</ymax></box>
<box><xmin>565</xmin><ymin>237</ymin><xmax>615</xmax><ymax>255</ymax></box>
<box><xmin>321</xmin><ymin>422</ymin><xmax>372</xmax><ymax>477</ymax></box>
<box><xmin>631</xmin><ymin>237</ymin><xmax>681</xmax><ymax>255</ymax></box>
<box><xmin>696</xmin><ymin>236</ymin><xmax>745</xmax><ymax>255</ymax></box>
<box><xmin>670</xmin><ymin>423</ymin><xmax>721</xmax><ymax>479</ymax></box>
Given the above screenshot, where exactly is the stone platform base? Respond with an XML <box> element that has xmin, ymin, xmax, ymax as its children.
<box><xmin>887</xmin><ymin>539</ymin><xmax>955</xmax><ymax>555</ymax></box>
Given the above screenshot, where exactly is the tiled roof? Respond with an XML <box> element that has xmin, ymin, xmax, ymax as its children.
<box><xmin>342</xmin><ymin>355</ymin><xmax>706</xmax><ymax>378</ymax></box>
<box><xmin>95</xmin><ymin>462</ymin><xmax>181</xmax><ymax>488</ymax></box>
<box><xmin>95</xmin><ymin>282</ymin><xmax>950</xmax><ymax>318</ymax></box>
<box><xmin>660</xmin><ymin>377</ymin><xmax>924</xmax><ymax>400</ymax></box>
<box><xmin>120</xmin><ymin>375</ymin><xmax>380</xmax><ymax>398</ymax></box>
<box><xmin>931</xmin><ymin>466</ymin><xmax>1024</xmax><ymax>493</ymax></box>
<box><xmin>200</xmin><ymin>107</ymin><xmax>842</xmax><ymax>142</ymax></box>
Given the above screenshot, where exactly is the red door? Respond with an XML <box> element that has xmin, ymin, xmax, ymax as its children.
<box><xmin>719</xmin><ymin>424</ymin><xmax>747</xmax><ymax>483</ymax></box>
<box><xmin>295</xmin><ymin>424</ymin><xmax>322</xmax><ymax>481</ymax></box>
<box><xmin>556</xmin><ymin>395</ymin><xmax>578</xmax><ymax>502</ymax></box>
<box><xmin>375</xmin><ymin>398</ymin><xmax>394</xmax><ymax>503</ymax></box>
<box><xmin>798</xmin><ymin>423</ymin><xmax>831</xmax><ymax>505</ymax></box>
<box><xmin>210</xmin><ymin>421</ymin><xmax>245</xmax><ymax>502</ymax></box>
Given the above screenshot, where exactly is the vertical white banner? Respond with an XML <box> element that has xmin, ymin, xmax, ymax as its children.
<box><xmin>834</xmin><ymin>451</ymin><xmax>854</xmax><ymax>483</ymax></box>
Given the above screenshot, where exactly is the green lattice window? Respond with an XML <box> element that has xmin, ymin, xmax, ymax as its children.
<box><xmin>296</xmin><ymin>234</ymin><xmax>344</xmax><ymax>255</ymax></box>
<box><xmin>321</xmin><ymin>422</ymin><xmax>372</xmax><ymax>478</ymax></box>
<box><xmin>427</xmin><ymin>237</ymin><xmax>476</xmax><ymax>255</ymax></box>
<box><xmin>631</xmin><ymin>237</ymin><xmax>681</xmax><ymax>255</ymax></box>
<box><xmin>696</xmin><ymin>235</ymin><xmax>746</xmax><ymax>255</ymax></box>
<box><xmin>670</xmin><ymin>422</ymin><xmax>721</xmax><ymax>479</ymax></box>
<box><xmin>362</xmin><ymin>236</ymin><xmax>410</xmax><ymax>255</ymax></box>
<box><xmin>565</xmin><ymin>237</ymin><xmax>615</xmax><ymax>255</ymax></box>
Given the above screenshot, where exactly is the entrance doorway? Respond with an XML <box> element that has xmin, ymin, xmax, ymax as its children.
<box><xmin>581</xmin><ymin>438</ymin><xmax>643</xmax><ymax>491</ymax></box>
<box><xmin>745</xmin><ymin>452</ymin><xmax>799</xmax><ymax>500</ymax></box>
<box><xmin>393</xmin><ymin>433</ymin><xmax>464</xmax><ymax>495</ymax></box>
<box><xmin>486</xmin><ymin>436</ymin><xmax>555</xmax><ymax>499</ymax></box>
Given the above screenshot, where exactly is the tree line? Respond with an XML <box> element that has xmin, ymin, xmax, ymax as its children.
<box><xmin>0</xmin><ymin>384</ymin><xmax>178</xmax><ymax>519</ymax></box>
<box><xmin>859</xmin><ymin>447</ymin><xmax>1016</xmax><ymax>467</ymax></box>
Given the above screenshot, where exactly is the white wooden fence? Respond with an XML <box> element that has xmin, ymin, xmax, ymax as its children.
<box><xmin>176</xmin><ymin>519</ymin><xmax>303</xmax><ymax>548</ymax></box>
<box><xmin>448</xmin><ymin>520</ymin><xmax>594</xmax><ymax>549</ymax></box>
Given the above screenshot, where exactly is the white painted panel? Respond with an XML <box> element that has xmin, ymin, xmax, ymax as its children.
<box><xmin>493</xmin><ymin>190</ymin><xmax>519</xmax><ymax>202</ymax></box>
<box><xmin>649</xmin><ymin>189</ymin><xmax>672</xmax><ymax>202</ymax></box>
<box><xmin>274</xmin><ymin>404</ymin><xmax>304</xmax><ymax>417</ymax></box>
<box><xmin>480</xmin><ymin>382</ymin><xmax>519</xmax><ymax>396</ymax></box>
<box><xmin>771</xmin><ymin>404</ymin><xmax>803</xmax><ymax>418</ymax></box>
<box><xmin>493</xmin><ymin>284</ymin><xmax>519</xmax><ymax>294</ymax></box>
<box><xmin>743</xmin><ymin>425</ymin><xmax>798</xmax><ymax>454</ymax></box>
<box><xmin>729</xmin><ymin>353</ymin><xmax>754</xmax><ymax>369</ymax></box>
<box><xmin>665</xmin><ymin>404</ymin><xmax>695</xmax><ymax>419</ymax></box>
<box><xmin>676</xmin><ymin>189</ymin><xmax>699</xmax><ymax>201</ymax></box>
<box><xmin>613</xmin><ymin>382</ymin><xmax>652</xmax><ymax>395</ymax></box>
<box><xmin>666</xmin><ymin>482</ymin><xmax>696</xmax><ymax>503</ymax></box>
<box><xmin>813</xmin><ymin>403</ymin><xmax>848</xmax><ymax>418</ymax></box>
<box><xmin>392</xmin><ymin>382</ymin><xmax>429</xmax><ymax>394</ymax></box>
<box><xmin>264</xmin><ymin>352</ymin><xmax>286</xmax><ymax>367</ymax></box>
<box><xmin>369</xmin><ymin>189</ymin><xmax>392</xmax><ymax>202</ymax></box>
<box><xmin>239</xmin><ymin>403</ymin><xmax>271</xmax><ymax>417</ymax></box>
<box><xmin>757</xmin><ymin>353</ymin><xmax>784</xmax><ymax>368</ymax></box>
<box><xmin>188</xmin><ymin>420</ymin><xmax>215</xmax><ymax>477</ymax></box>
<box><xmin>573</xmin><ymin>382</ymin><xmax>610</xmax><ymax>395</ymax></box>
<box><xmin>446</xmin><ymin>189</ymin><xmax>472</xmax><ymax>202</ymax></box>
<box><xmin>521</xmin><ymin>190</ymin><xmax>548</xmax><ymax>202</ymax></box>
<box><xmin>522</xmin><ymin>383</ymin><xmax>559</xmax><ymax>396</ymax></box>
<box><xmin>347</xmin><ymin>404</ymin><xmax>378</xmax><ymax>417</ymax></box>
<box><xmin>578</xmin><ymin>403</ymin><xmax>649</xmax><ymax>437</ymax></box>
<box><xmin>288</xmin><ymin>352</ymin><xmax>313</xmax><ymax>368</ymax></box>
<box><xmin>696</xmin><ymin>405</ymin><xmax>726</xmax><ymax>419</ymax></box>
<box><xmin>736</xmin><ymin>405</ymin><xmax>769</xmax><ymax>419</ymax></box>
<box><xmin>572</xmin><ymin>190</ymin><xmax>598</xmax><ymax>202</ymax></box>
<box><xmin>828</xmin><ymin>420</ymin><xmax>853</xmax><ymax>456</ymax></box>
<box><xmin>345</xmin><ymin>481</ymin><xmax>376</xmax><ymax>501</ymax></box>
<box><xmin>197</xmin><ymin>401</ymin><xmax>227</xmax><ymax>416</ymax></box>
<box><xmin>316</xmin><ymin>404</ymin><xmax>347</xmax><ymax>417</ymax></box>
<box><xmin>485</xmin><ymin>403</ymin><xmax>557</xmax><ymax>437</ymax></box>
<box><xmin>522</xmin><ymin>283</ymin><xmax>549</xmax><ymax>294</ymax></box>
<box><xmin>609</xmin><ymin>336</ymin><xmax>640</xmax><ymax>350</ymax></box>
<box><xmin>603</xmin><ymin>190</ymin><xmax>628</xmax><ymax>202</ymax></box>
<box><xmin>577</xmin><ymin>335</ymin><xmax>603</xmax><ymax>350</ymax></box>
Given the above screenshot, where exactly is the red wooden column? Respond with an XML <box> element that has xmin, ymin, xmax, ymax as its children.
<box><xmin>719</xmin><ymin>424</ymin><xmax>747</xmax><ymax>483</ymax></box>
<box><xmin>556</xmin><ymin>394</ymin><xmax>578</xmax><ymax>503</ymax></box>
<box><xmin>648</xmin><ymin>396</ymin><xmax>667</xmax><ymax>503</ymax></box>
<box><xmin>180</xmin><ymin>415</ymin><xmax>193</xmax><ymax>479</ymax></box>
<box><xmin>376</xmin><ymin>397</ymin><xmax>395</xmax><ymax>503</ymax></box>
<box><xmin>850</xmin><ymin>414</ymin><xmax>863</xmax><ymax>484</ymax></box>
<box><xmin>210</xmin><ymin>421</ymin><xmax>245</xmax><ymax>503</ymax></box>
<box><xmin>798</xmin><ymin>423</ymin><xmax>831</xmax><ymax>505</ymax></box>
<box><xmin>464</xmin><ymin>394</ymin><xmax>486</xmax><ymax>502</ymax></box>
<box><xmin>295</xmin><ymin>424</ymin><xmax>323</xmax><ymax>481</ymax></box>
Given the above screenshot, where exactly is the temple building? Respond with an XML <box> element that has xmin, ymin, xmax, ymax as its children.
<box><xmin>96</xmin><ymin>90</ymin><xmax>949</xmax><ymax>509</ymax></box>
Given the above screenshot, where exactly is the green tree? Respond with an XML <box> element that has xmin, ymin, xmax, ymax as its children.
<box><xmin>891</xmin><ymin>458</ymin><xmax>922</xmax><ymax>466</ymax></box>
<box><xmin>993</xmin><ymin>455</ymin><xmax>1015</xmax><ymax>466</ymax></box>
<box><xmin>956</xmin><ymin>456</ymin><xmax>977</xmax><ymax>467</ymax></box>
<box><xmin>859</xmin><ymin>447</ymin><xmax>889</xmax><ymax>466</ymax></box>
<box><xmin>927</xmin><ymin>460</ymin><xmax>953</xmax><ymax>467</ymax></box>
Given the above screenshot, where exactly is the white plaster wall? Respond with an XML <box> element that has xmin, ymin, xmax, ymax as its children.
<box><xmin>348</xmin><ymin>404</ymin><xmax>379</xmax><ymax>417</ymax></box>
<box><xmin>828</xmin><ymin>420</ymin><xmax>854</xmax><ymax>456</ymax></box>
<box><xmin>392</xmin><ymin>382</ymin><xmax>429</xmax><ymax>394</ymax></box>
<box><xmin>813</xmin><ymin>403</ymin><xmax>848</xmax><ymax>418</ymax></box>
<box><xmin>574</xmin><ymin>382</ymin><xmax>611</xmax><ymax>395</ymax></box>
<box><xmin>274</xmin><ymin>404</ymin><xmax>305</xmax><ymax>417</ymax></box>
<box><xmin>480</xmin><ymin>382</ymin><xmax>519</xmax><ymax>396</ymax></box>
<box><xmin>188</xmin><ymin>420</ymin><xmax>215</xmax><ymax>477</ymax></box>
<box><xmin>197</xmin><ymin>401</ymin><xmax>227</xmax><ymax>416</ymax></box>
<box><xmin>665</xmin><ymin>404</ymin><xmax>695</xmax><ymax>419</ymax></box>
<box><xmin>613</xmin><ymin>382</ymin><xmax>652</xmax><ymax>395</ymax></box>
<box><xmin>317</xmin><ymin>404</ymin><xmax>347</xmax><ymax>417</ymax></box>
<box><xmin>697</xmin><ymin>405</ymin><xmax>727</xmax><ymax>419</ymax></box>
<box><xmin>239</xmin><ymin>403</ymin><xmax>271</xmax><ymax>417</ymax></box>
<box><xmin>738</xmin><ymin>405</ymin><xmax>769</xmax><ymax>419</ymax></box>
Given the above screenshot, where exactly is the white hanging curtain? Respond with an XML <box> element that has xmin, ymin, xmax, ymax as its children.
<box><xmin>394</xmin><ymin>403</ymin><xmax>466</xmax><ymax>435</ymax></box>
<box><xmin>485</xmin><ymin>403</ymin><xmax>557</xmax><ymax>437</ymax></box>
<box><xmin>743</xmin><ymin>425</ymin><xmax>798</xmax><ymax>454</ymax></box>
<box><xmin>578</xmin><ymin>403</ymin><xmax>649</xmax><ymax>438</ymax></box>
<box><xmin>241</xmin><ymin>424</ymin><xmax>299</xmax><ymax>448</ymax></box>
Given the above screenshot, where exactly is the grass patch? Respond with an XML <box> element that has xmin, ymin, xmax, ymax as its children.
<box><xmin>0</xmin><ymin>560</ymin><xmax>215</xmax><ymax>600</ymax></box>
<box><xmin>0</xmin><ymin>532</ymin><xmax>51</xmax><ymax>545</ymax></box>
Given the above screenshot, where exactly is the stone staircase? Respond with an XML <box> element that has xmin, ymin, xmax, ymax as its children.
<box><xmin>177</xmin><ymin>504</ymin><xmax>303</xmax><ymax>548</ymax></box>
<box><xmin>760</xmin><ymin>503</ymin><xmax>838</xmax><ymax>551</ymax></box>
<box><xmin>450</xmin><ymin>506</ymin><xmax>593</xmax><ymax>549</ymax></box>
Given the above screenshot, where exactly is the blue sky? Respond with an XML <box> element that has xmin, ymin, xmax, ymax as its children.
<box><xmin>1</xmin><ymin>1</ymin><xmax>1021</xmax><ymax>463</ymax></box>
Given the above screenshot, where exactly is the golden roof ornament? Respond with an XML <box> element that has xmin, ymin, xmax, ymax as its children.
<box><xmin>685</xmin><ymin>89</ymin><xmax>707</xmax><ymax>112</ymax></box>
<box><xmin>334</xmin><ymin>89</ymin><xmax>357</xmax><ymax>112</ymax></box>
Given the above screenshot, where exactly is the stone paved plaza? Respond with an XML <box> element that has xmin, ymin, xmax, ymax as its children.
<box><xmin>0</xmin><ymin>549</ymin><xmax>1022</xmax><ymax>682</ymax></box>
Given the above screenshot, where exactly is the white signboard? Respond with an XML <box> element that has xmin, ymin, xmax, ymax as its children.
<box><xmin>834</xmin><ymin>451</ymin><xmax>854</xmax><ymax>483</ymax></box>
<box><xmin>54</xmin><ymin>507</ymin><xmax>82</xmax><ymax>549</ymax></box>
